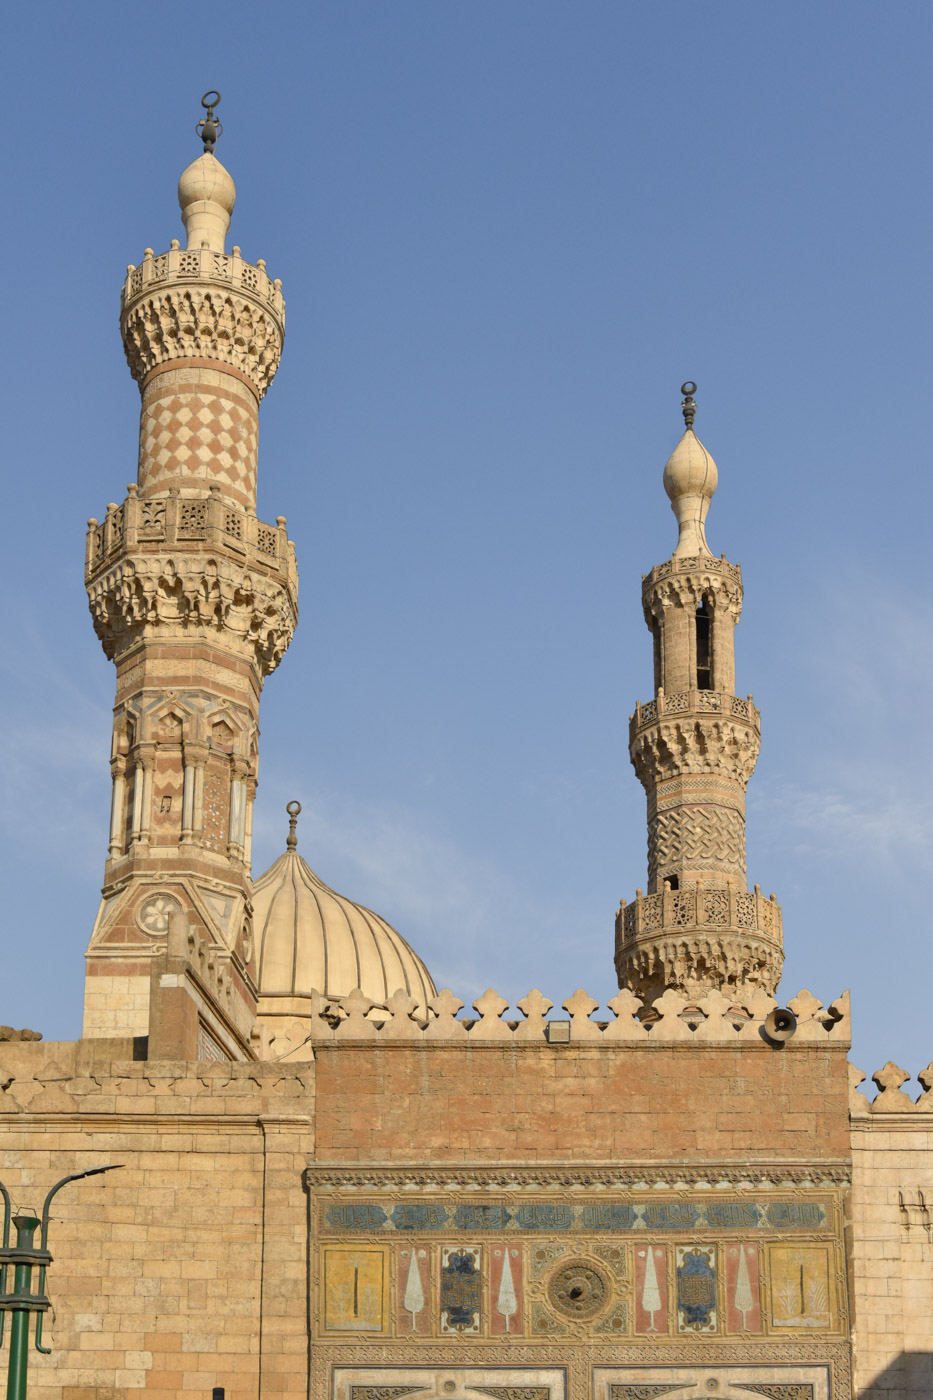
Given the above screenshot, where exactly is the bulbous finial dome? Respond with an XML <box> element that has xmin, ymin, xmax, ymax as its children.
<box><xmin>252</xmin><ymin>803</ymin><xmax>436</xmax><ymax>1012</ymax></box>
<box><xmin>178</xmin><ymin>153</ymin><xmax>236</xmax><ymax>253</ymax></box>
<box><xmin>662</xmin><ymin>383</ymin><xmax>718</xmax><ymax>556</ymax></box>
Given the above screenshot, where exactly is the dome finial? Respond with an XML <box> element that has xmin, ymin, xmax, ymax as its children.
<box><xmin>196</xmin><ymin>91</ymin><xmax>223</xmax><ymax>154</ymax></box>
<box><xmin>681</xmin><ymin>381</ymin><xmax>697</xmax><ymax>431</ymax></box>
<box><xmin>286</xmin><ymin>800</ymin><xmax>301</xmax><ymax>851</ymax></box>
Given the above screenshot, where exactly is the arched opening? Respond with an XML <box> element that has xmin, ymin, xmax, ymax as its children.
<box><xmin>696</xmin><ymin>597</ymin><xmax>712</xmax><ymax>690</ymax></box>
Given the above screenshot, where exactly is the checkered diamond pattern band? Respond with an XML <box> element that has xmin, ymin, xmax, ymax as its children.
<box><xmin>139</xmin><ymin>378</ymin><xmax>258</xmax><ymax>508</ymax></box>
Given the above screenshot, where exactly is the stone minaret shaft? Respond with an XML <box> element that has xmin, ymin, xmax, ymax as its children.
<box><xmin>615</xmin><ymin>386</ymin><xmax>783</xmax><ymax>1004</ymax></box>
<box><xmin>83</xmin><ymin>106</ymin><xmax>297</xmax><ymax>1053</ymax></box>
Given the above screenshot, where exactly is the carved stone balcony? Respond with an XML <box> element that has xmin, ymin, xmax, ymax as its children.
<box><xmin>615</xmin><ymin>884</ymin><xmax>784</xmax><ymax>1002</ymax></box>
<box><xmin>85</xmin><ymin>488</ymin><xmax>298</xmax><ymax>675</ymax></box>
<box><xmin>120</xmin><ymin>243</ymin><xmax>285</xmax><ymax>398</ymax></box>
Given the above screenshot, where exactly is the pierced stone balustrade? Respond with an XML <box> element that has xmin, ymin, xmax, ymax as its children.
<box><xmin>122</xmin><ymin>243</ymin><xmax>284</xmax><ymax>320</ymax></box>
<box><xmin>85</xmin><ymin>488</ymin><xmax>296</xmax><ymax>589</ymax></box>
<box><xmin>617</xmin><ymin>884</ymin><xmax>781</xmax><ymax>943</ymax></box>
<box><xmin>630</xmin><ymin>690</ymin><xmax>760</xmax><ymax>738</ymax></box>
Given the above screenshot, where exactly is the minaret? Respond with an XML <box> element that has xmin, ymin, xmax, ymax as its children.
<box><xmin>83</xmin><ymin>95</ymin><xmax>297</xmax><ymax>1053</ymax></box>
<box><xmin>615</xmin><ymin>384</ymin><xmax>783</xmax><ymax>1004</ymax></box>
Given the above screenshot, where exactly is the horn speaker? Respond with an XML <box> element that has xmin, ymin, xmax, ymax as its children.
<box><xmin>763</xmin><ymin>1007</ymin><xmax>797</xmax><ymax>1044</ymax></box>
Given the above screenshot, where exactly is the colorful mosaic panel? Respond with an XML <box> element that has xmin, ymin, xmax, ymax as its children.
<box><xmin>310</xmin><ymin>1181</ymin><xmax>847</xmax><ymax>1348</ymax></box>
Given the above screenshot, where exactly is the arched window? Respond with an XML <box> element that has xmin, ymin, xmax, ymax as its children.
<box><xmin>696</xmin><ymin>598</ymin><xmax>712</xmax><ymax>690</ymax></box>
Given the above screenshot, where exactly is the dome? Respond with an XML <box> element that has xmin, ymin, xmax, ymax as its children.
<box><xmin>662</xmin><ymin>428</ymin><xmax>718</xmax><ymax>557</ymax></box>
<box><xmin>252</xmin><ymin>804</ymin><xmax>436</xmax><ymax>1012</ymax></box>
<box><xmin>177</xmin><ymin>152</ymin><xmax>236</xmax><ymax>253</ymax></box>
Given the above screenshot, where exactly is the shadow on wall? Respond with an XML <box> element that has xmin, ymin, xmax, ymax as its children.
<box><xmin>862</xmin><ymin>1352</ymin><xmax>933</xmax><ymax>1397</ymax></box>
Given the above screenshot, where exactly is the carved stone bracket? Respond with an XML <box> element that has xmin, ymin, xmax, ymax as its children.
<box><xmin>87</xmin><ymin>548</ymin><xmax>297</xmax><ymax>675</ymax></box>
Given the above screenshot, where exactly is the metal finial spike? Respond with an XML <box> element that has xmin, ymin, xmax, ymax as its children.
<box><xmin>286</xmin><ymin>800</ymin><xmax>301</xmax><ymax>850</ymax></box>
<box><xmin>680</xmin><ymin>381</ymin><xmax>697</xmax><ymax>431</ymax></box>
<box><xmin>196</xmin><ymin>90</ymin><xmax>223</xmax><ymax>154</ymax></box>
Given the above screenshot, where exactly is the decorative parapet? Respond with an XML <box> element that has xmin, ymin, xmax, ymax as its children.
<box><xmin>631</xmin><ymin>690</ymin><xmax>759</xmax><ymax>734</ymax></box>
<box><xmin>617</xmin><ymin>884</ymin><xmax>780</xmax><ymax>942</ymax></box>
<box><xmin>849</xmin><ymin>1060</ymin><xmax>933</xmax><ymax>1117</ymax></box>
<box><xmin>85</xmin><ymin>488</ymin><xmax>298</xmax><ymax>674</ymax></box>
<box><xmin>85</xmin><ymin>487</ymin><xmax>296</xmax><ymax>583</ymax></box>
<box><xmin>253</xmin><ymin>984</ymin><xmax>850</xmax><ymax>1058</ymax></box>
<box><xmin>120</xmin><ymin>243</ymin><xmax>285</xmax><ymax>398</ymax></box>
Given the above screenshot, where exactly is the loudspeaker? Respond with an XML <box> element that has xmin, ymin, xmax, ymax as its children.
<box><xmin>763</xmin><ymin>1007</ymin><xmax>797</xmax><ymax>1044</ymax></box>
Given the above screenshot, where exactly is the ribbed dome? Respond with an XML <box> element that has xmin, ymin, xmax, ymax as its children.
<box><xmin>252</xmin><ymin>806</ymin><xmax>436</xmax><ymax>1011</ymax></box>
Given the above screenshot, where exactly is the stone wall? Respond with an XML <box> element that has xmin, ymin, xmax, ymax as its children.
<box><xmin>0</xmin><ymin>1041</ymin><xmax>311</xmax><ymax>1400</ymax></box>
<box><xmin>313</xmin><ymin>1040</ymin><xmax>851</xmax><ymax>1163</ymax></box>
<box><xmin>849</xmin><ymin>1062</ymin><xmax>933</xmax><ymax>1398</ymax></box>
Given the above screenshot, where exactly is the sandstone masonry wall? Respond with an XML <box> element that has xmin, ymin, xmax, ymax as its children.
<box><xmin>849</xmin><ymin>1064</ymin><xmax>933</xmax><ymax>1398</ymax></box>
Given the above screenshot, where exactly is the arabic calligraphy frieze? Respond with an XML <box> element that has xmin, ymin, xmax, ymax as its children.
<box><xmin>319</xmin><ymin>1196</ymin><xmax>829</xmax><ymax>1236</ymax></box>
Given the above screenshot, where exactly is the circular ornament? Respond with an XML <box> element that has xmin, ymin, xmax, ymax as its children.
<box><xmin>547</xmin><ymin>1258</ymin><xmax>610</xmax><ymax>1319</ymax></box>
<box><xmin>136</xmin><ymin>893</ymin><xmax>183</xmax><ymax>936</ymax></box>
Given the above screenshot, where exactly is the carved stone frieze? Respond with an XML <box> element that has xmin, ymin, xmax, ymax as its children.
<box><xmin>87</xmin><ymin>548</ymin><xmax>297</xmax><ymax>675</ymax></box>
<box><xmin>121</xmin><ymin>277</ymin><xmax>284</xmax><ymax>398</ymax></box>
<box><xmin>630</xmin><ymin>717</ymin><xmax>761</xmax><ymax>787</ymax></box>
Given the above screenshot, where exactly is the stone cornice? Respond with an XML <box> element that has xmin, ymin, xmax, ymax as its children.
<box><xmin>120</xmin><ymin>244</ymin><xmax>285</xmax><ymax>399</ymax></box>
<box><xmin>303</xmin><ymin>1160</ymin><xmax>852</xmax><ymax>1189</ymax></box>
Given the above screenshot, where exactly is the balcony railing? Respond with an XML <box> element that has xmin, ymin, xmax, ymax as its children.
<box><xmin>85</xmin><ymin>487</ymin><xmax>295</xmax><ymax>583</ymax></box>
<box><xmin>631</xmin><ymin>689</ymin><xmax>760</xmax><ymax>733</ymax></box>
<box><xmin>618</xmin><ymin>884</ymin><xmax>782</xmax><ymax>944</ymax></box>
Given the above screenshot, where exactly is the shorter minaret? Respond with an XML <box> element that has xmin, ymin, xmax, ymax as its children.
<box><xmin>615</xmin><ymin>385</ymin><xmax>783</xmax><ymax>1003</ymax></box>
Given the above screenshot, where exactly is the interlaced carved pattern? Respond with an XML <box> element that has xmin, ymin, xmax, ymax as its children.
<box><xmin>649</xmin><ymin>805</ymin><xmax>746</xmax><ymax>884</ymax></box>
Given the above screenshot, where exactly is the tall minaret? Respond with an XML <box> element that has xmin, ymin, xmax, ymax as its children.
<box><xmin>83</xmin><ymin>96</ymin><xmax>297</xmax><ymax>1052</ymax></box>
<box><xmin>615</xmin><ymin>384</ymin><xmax>783</xmax><ymax>1004</ymax></box>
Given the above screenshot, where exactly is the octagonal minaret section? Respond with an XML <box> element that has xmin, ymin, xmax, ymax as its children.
<box><xmin>82</xmin><ymin>97</ymin><xmax>297</xmax><ymax>1053</ymax></box>
<box><xmin>615</xmin><ymin>385</ymin><xmax>783</xmax><ymax>1005</ymax></box>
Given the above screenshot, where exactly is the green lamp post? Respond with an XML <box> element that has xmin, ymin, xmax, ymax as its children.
<box><xmin>0</xmin><ymin>1166</ymin><xmax>122</xmax><ymax>1400</ymax></box>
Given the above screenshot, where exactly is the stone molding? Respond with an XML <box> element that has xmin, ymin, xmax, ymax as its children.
<box><xmin>304</xmin><ymin>1162</ymin><xmax>852</xmax><ymax>1189</ymax></box>
<box><xmin>630</xmin><ymin>709</ymin><xmax>761</xmax><ymax>787</ymax></box>
<box><xmin>86</xmin><ymin>541</ymin><xmax>297</xmax><ymax>676</ymax></box>
<box><xmin>254</xmin><ymin>984</ymin><xmax>849</xmax><ymax>1057</ymax></box>
<box><xmin>121</xmin><ymin>243</ymin><xmax>285</xmax><ymax>398</ymax></box>
<box><xmin>849</xmin><ymin>1060</ymin><xmax>933</xmax><ymax>1116</ymax></box>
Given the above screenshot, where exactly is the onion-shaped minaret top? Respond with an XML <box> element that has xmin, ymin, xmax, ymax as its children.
<box><xmin>178</xmin><ymin>92</ymin><xmax>236</xmax><ymax>253</ymax></box>
<box><xmin>662</xmin><ymin>383</ymin><xmax>719</xmax><ymax>558</ymax></box>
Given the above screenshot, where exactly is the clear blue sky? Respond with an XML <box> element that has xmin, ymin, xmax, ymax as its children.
<box><xmin>2</xmin><ymin>2</ymin><xmax>931</xmax><ymax>1090</ymax></box>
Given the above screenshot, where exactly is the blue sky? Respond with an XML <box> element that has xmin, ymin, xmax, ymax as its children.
<box><xmin>2</xmin><ymin>2</ymin><xmax>931</xmax><ymax>1090</ymax></box>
